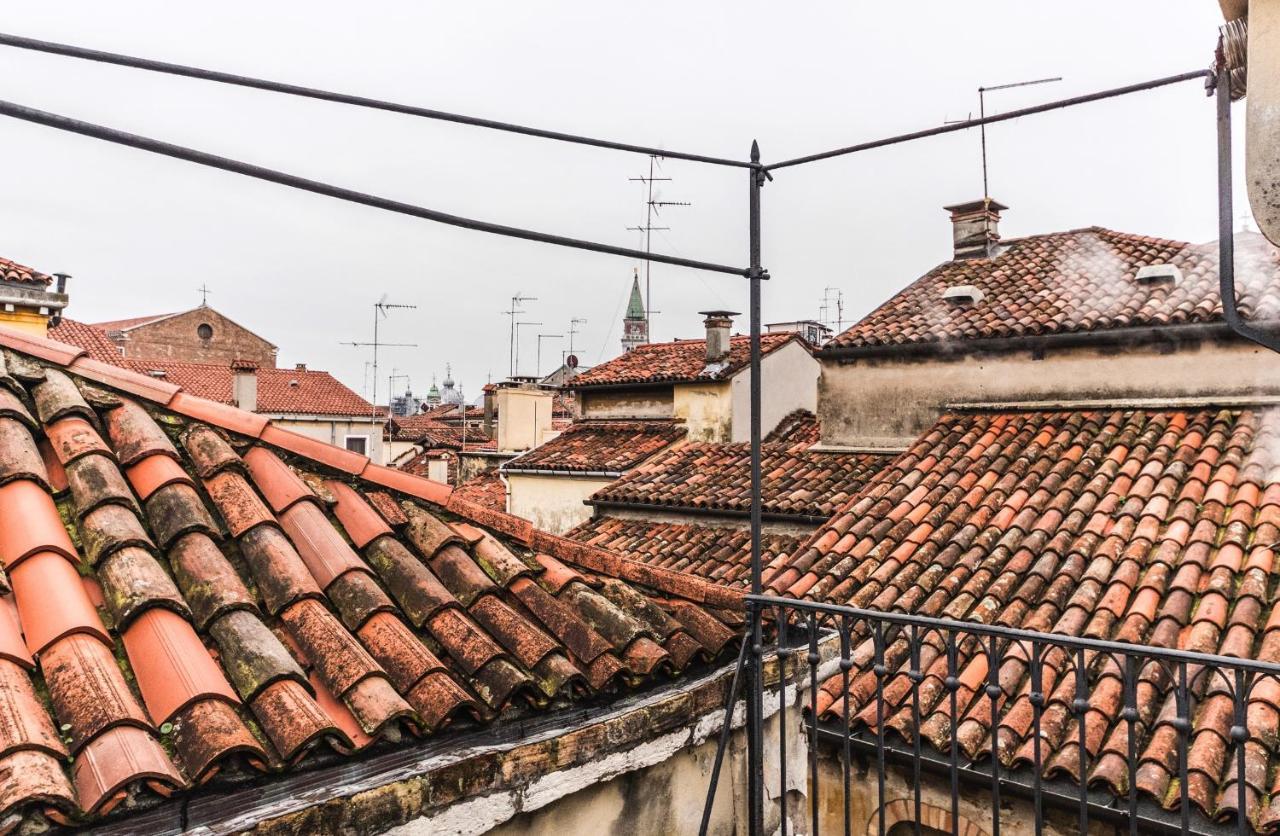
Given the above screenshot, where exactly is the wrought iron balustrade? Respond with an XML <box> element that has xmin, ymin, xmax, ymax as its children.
<box><xmin>700</xmin><ymin>594</ymin><xmax>1280</xmax><ymax>836</ymax></box>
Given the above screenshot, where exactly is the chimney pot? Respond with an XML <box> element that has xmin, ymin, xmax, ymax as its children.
<box><xmin>943</xmin><ymin>199</ymin><xmax>1007</xmax><ymax>260</ymax></box>
<box><xmin>52</xmin><ymin>273</ymin><xmax>70</xmax><ymax>294</ymax></box>
<box><xmin>698</xmin><ymin>310</ymin><xmax>739</xmax><ymax>363</ymax></box>
<box><xmin>295</xmin><ymin>363</ymin><xmax>307</xmax><ymax>371</ymax></box>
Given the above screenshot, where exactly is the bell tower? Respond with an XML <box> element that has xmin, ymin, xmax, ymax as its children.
<box><xmin>621</xmin><ymin>269</ymin><xmax>648</xmax><ymax>352</ymax></box>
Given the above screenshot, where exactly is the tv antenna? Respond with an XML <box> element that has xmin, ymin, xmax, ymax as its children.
<box><xmin>566</xmin><ymin>317</ymin><xmax>587</xmax><ymax>365</ymax></box>
<box><xmin>536</xmin><ymin>333</ymin><xmax>563</xmax><ymax>378</ymax></box>
<box><xmin>503</xmin><ymin>293</ymin><xmax>536</xmax><ymax>378</ymax></box>
<box><xmin>820</xmin><ymin>287</ymin><xmax>845</xmax><ymax>333</ymax></box>
<box><xmin>628</xmin><ymin>155</ymin><xmax>690</xmax><ymax>338</ymax></box>
<box><xmin>974</xmin><ymin>76</ymin><xmax>1062</xmax><ymax>201</ymax></box>
<box><xmin>389</xmin><ymin>369</ymin><xmax>411</xmax><ymax>416</ymax></box>
<box><xmin>513</xmin><ymin>321</ymin><xmax>542</xmax><ymax>377</ymax></box>
<box><xmin>341</xmin><ymin>295</ymin><xmax>418</xmax><ymax>431</ymax></box>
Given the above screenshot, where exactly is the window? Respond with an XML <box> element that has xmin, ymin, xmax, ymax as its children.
<box><xmin>344</xmin><ymin>435</ymin><xmax>368</xmax><ymax>455</ymax></box>
<box><xmin>197</xmin><ymin>323</ymin><xmax>214</xmax><ymax>340</ymax></box>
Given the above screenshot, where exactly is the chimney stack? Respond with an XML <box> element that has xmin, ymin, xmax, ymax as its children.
<box><xmin>699</xmin><ymin>310</ymin><xmax>738</xmax><ymax>363</ymax></box>
<box><xmin>943</xmin><ymin>199</ymin><xmax>1007</xmax><ymax>260</ymax></box>
<box><xmin>231</xmin><ymin>359</ymin><xmax>258</xmax><ymax>412</ymax></box>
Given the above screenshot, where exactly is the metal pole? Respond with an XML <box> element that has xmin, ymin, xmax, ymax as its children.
<box><xmin>745</xmin><ymin>138</ymin><xmax>766</xmax><ymax>836</ymax></box>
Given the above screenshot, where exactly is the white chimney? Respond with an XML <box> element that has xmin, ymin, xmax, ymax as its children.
<box><xmin>943</xmin><ymin>199</ymin><xmax>1007</xmax><ymax>260</ymax></box>
<box><xmin>231</xmin><ymin>359</ymin><xmax>258</xmax><ymax>412</ymax></box>
<box><xmin>699</xmin><ymin>310</ymin><xmax>738</xmax><ymax>363</ymax></box>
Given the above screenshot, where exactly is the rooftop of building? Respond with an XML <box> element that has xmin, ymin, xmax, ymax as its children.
<box><xmin>0</xmin><ymin>324</ymin><xmax>741</xmax><ymax>831</ymax></box>
<box><xmin>0</xmin><ymin>257</ymin><xmax>52</xmax><ymax>286</ymax></box>
<box><xmin>49</xmin><ymin>319</ymin><xmax>370</xmax><ymax>417</ymax></box>
<box><xmin>824</xmin><ymin>227</ymin><xmax>1280</xmax><ymax>355</ymax></box>
<box><xmin>757</xmin><ymin>402</ymin><xmax>1280</xmax><ymax>826</ymax></box>
<box><xmin>570</xmin><ymin>332</ymin><xmax>799</xmax><ymax>389</ymax></box>
<box><xmin>503</xmin><ymin>419</ymin><xmax>688</xmax><ymax>475</ymax></box>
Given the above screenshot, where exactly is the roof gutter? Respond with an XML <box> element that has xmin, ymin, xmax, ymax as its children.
<box><xmin>816</xmin><ymin>321</ymin><xmax>1252</xmax><ymax>362</ymax></box>
<box><xmin>587</xmin><ymin>499</ymin><xmax>831</xmax><ymax>526</ymax></box>
<box><xmin>502</xmin><ymin>466</ymin><xmax>625</xmax><ymax>478</ymax></box>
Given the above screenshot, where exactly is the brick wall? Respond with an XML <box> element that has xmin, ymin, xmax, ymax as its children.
<box><xmin>111</xmin><ymin>308</ymin><xmax>277</xmax><ymax>366</ymax></box>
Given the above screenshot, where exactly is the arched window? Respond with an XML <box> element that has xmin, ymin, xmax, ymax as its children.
<box><xmin>197</xmin><ymin>323</ymin><xmax>213</xmax><ymax>340</ymax></box>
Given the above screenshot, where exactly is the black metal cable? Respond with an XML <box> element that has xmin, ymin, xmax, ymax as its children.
<box><xmin>0</xmin><ymin>97</ymin><xmax>749</xmax><ymax>277</ymax></box>
<box><xmin>0</xmin><ymin>32</ymin><xmax>752</xmax><ymax>170</ymax></box>
<box><xmin>767</xmin><ymin>69</ymin><xmax>1212</xmax><ymax>171</ymax></box>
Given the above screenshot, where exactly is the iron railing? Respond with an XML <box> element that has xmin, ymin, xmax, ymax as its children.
<box><xmin>714</xmin><ymin>595</ymin><xmax>1280</xmax><ymax>836</ymax></box>
<box><xmin>0</xmin><ymin>29</ymin><xmax>1267</xmax><ymax>836</ymax></box>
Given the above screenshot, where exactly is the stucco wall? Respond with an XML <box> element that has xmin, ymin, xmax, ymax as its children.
<box><xmin>730</xmin><ymin>340</ymin><xmax>820</xmax><ymax>443</ymax></box>
<box><xmin>488</xmin><ymin>735</ymin><xmax>737</xmax><ymax>836</ymax></box>
<box><xmin>819</xmin><ymin>339</ymin><xmax>1280</xmax><ymax>447</ymax></box>
<box><xmin>497</xmin><ymin>387</ymin><xmax>554</xmax><ymax>451</ymax></box>
<box><xmin>112</xmin><ymin>308</ymin><xmax>277</xmax><ymax>366</ymax></box>
<box><xmin>579</xmin><ymin>386</ymin><xmax>674</xmax><ymax>419</ymax></box>
<box><xmin>674</xmin><ymin>381</ymin><xmax>733</xmax><ymax>442</ymax></box>
<box><xmin>506</xmin><ymin>472</ymin><xmax>615</xmax><ymax>534</ymax></box>
<box><xmin>273</xmin><ymin>416</ymin><xmax>386</xmax><ymax>462</ymax></box>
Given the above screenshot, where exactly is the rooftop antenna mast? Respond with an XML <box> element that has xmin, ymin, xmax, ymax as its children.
<box><xmin>977</xmin><ymin>76</ymin><xmax>1061</xmax><ymax>203</ymax></box>
<box><xmin>504</xmin><ymin>293</ymin><xmax>536</xmax><ymax>378</ymax></box>
<box><xmin>628</xmin><ymin>154</ymin><xmax>690</xmax><ymax>339</ymax></box>
<box><xmin>514</xmin><ymin>321</ymin><xmax>542</xmax><ymax>377</ymax></box>
<box><xmin>341</xmin><ymin>295</ymin><xmax>418</xmax><ymax>434</ymax></box>
<box><xmin>820</xmin><ymin>287</ymin><xmax>844</xmax><ymax>333</ymax></box>
<box><xmin>389</xmin><ymin>368</ymin><xmax>411</xmax><ymax>416</ymax></box>
<box><xmin>566</xmin><ymin>316</ymin><xmax>587</xmax><ymax>365</ymax></box>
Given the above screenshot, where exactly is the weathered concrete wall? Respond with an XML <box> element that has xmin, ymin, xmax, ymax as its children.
<box><xmin>506</xmin><ymin>472</ymin><xmax>614</xmax><ymax>534</ymax></box>
<box><xmin>819</xmin><ymin>340</ymin><xmax>1280</xmax><ymax>448</ymax></box>
<box><xmin>731</xmin><ymin>340</ymin><xmax>820</xmax><ymax>443</ymax></box>
<box><xmin>112</xmin><ymin>308</ymin><xmax>277</xmax><ymax>366</ymax></box>
<box><xmin>674</xmin><ymin>381</ymin><xmax>733</xmax><ymax>442</ymax></box>
<box><xmin>579</xmin><ymin>386</ymin><xmax>674</xmax><ymax>419</ymax></box>
<box><xmin>812</xmin><ymin>747</ymin><xmax>1111</xmax><ymax>836</ymax></box>
<box><xmin>273</xmin><ymin>416</ymin><xmax>386</xmax><ymax>463</ymax></box>
<box><xmin>487</xmin><ymin>735</ymin><xmax>737</xmax><ymax>836</ymax></box>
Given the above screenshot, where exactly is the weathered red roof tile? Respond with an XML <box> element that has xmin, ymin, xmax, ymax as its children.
<box><xmin>0</xmin><ymin>324</ymin><xmax>742</xmax><ymax>829</ymax></box>
<box><xmin>825</xmin><ymin>228</ymin><xmax>1280</xmax><ymax>353</ymax></box>
<box><xmin>505</xmin><ymin>419</ymin><xmax>686</xmax><ymax>474</ymax></box>
<box><xmin>572</xmin><ymin>332</ymin><xmax>799</xmax><ymax>388</ymax></box>
<box><xmin>0</xmin><ymin>748</ymin><xmax>76</xmax><ymax>823</ymax></box>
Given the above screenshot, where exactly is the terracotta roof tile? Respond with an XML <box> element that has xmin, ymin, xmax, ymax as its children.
<box><xmin>450</xmin><ymin>470</ymin><xmax>507</xmax><ymax>512</ymax></box>
<box><xmin>588</xmin><ymin>441</ymin><xmax>892</xmax><ymax>519</ymax></box>
<box><xmin>0</xmin><ymin>323</ymin><xmax>742</xmax><ymax>830</ymax></box>
<box><xmin>505</xmin><ymin>419</ymin><xmax>686</xmax><ymax>473</ymax></box>
<box><xmin>763</xmin><ymin>409</ymin><xmax>821</xmax><ymax>447</ymax></box>
<box><xmin>826</xmin><ymin>228</ymin><xmax>1280</xmax><ymax>352</ymax></box>
<box><xmin>0</xmin><ymin>256</ymin><xmax>51</xmax><ymax>286</ymax></box>
<box><xmin>782</xmin><ymin>405</ymin><xmax>1280</xmax><ymax>826</ymax></box>
<box><xmin>572</xmin><ymin>332</ymin><xmax>799</xmax><ymax>388</ymax></box>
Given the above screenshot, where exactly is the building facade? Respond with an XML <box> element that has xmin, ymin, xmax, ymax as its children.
<box><xmin>94</xmin><ymin>305</ymin><xmax>279</xmax><ymax>366</ymax></box>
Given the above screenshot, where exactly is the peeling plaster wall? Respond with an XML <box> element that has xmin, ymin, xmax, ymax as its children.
<box><xmin>812</xmin><ymin>748</ymin><xmax>1108</xmax><ymax>836</ymax></box>
<box><xmin>506</xmin><ymin>472</ymin><xmax>614</xmax><ymax>534</ymax></box>
<box><xmin>579</xmin><ymin>386</ymin><xmax>674</xmax><ymax>419</ymax></box>
<box><xmin>819</xmin><ymin>340</ymin><xmax>1280</xmax><ymax>448</ymax></box>
<box><xmin>674</xmin><ymin>381</ymin><xmax>733</xmax><ymax>442</ymax></box>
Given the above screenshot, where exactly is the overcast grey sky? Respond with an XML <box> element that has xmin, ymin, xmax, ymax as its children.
<box><xmin>0</xmin><ymin>2</ymin><xmax>1242</xmax><ymax>404</ymax></box>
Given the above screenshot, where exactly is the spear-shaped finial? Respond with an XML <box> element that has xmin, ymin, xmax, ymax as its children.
<box><xmin>750</xmin><ymin>139</ymin><xmax>760</xmax><ymax>164</ymax></box>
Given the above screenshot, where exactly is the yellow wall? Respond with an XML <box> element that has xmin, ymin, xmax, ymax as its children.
<box><xmin>673</xmin><ymin>381</ymin><xmax>733</xmax><ymax>442</ymax></box>
<box><xmin>506</xmin><ymin>472</ymin><xmax>615</xmax><ymax>534</ymax></box>
<box><xmin>0</xmin><ymin>309</ymin><xmax>49</xmax><ymax>337</ymax></box>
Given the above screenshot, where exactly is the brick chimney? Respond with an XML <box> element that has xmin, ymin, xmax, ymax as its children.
<box><xmin>231</xmin><ymin>359</ymin><xmax>258</xmax><ymax>412</ymax></box>
<box><xmin>0</xmin><ymin>266</ymin><xmax>69</xmax><ymax>337</ymax></box>
<box><xmin>699</xmin><ymin>310</ymin><xmax>738</xmax><ymax>363</ymax></box>
<box><xmin>943</xmin><ymin>199</ymin><xmax>1007</xmax><ymax>260</ymax></box>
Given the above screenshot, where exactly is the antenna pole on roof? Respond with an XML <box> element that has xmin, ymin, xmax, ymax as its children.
<box><xmin>341</xmin><ymin>296</ymin><xmax>417</xmax><ymax>452</ymax></box>
<box><xmin>975</xmin><ymin>76</ymin><xmax>1061</xmax><ymax>254</ymax></box>
<box><xmin>504</xmin><ymin>293</ymin><xmax>536</xmax><ymax>378</ymax></box>
<box><xmin>627</xmin><ymin>154</ymin><xmax>690</xmax><ymax>341</ymax></box>
<box><xmin>536</xmin><ymin>333</ymin><xmax>563</xmax><ymax>379</ymax></box>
